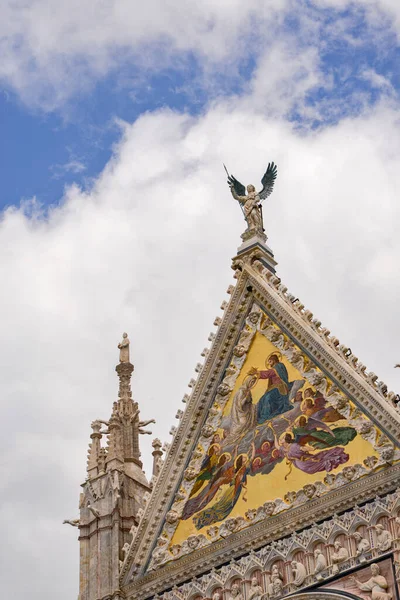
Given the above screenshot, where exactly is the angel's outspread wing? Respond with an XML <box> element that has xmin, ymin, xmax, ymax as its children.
<box><xmin>259</xmin><ymin>162</ymin><xmax>278</xmax><ymax>200</ymax></box>
<box><xmin>227</xmin><ymin>174</ymin><xmax>246</xmax><ymax>197</ymax></box>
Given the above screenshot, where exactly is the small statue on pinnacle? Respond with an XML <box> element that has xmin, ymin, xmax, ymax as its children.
<box><xmin>225</xmin><ymin>162</ymin><xmax>278</xmax><ymax>241</ymax></box>
<box><xmin>118</xmin><ymin>332</ymin><xmax>130</xmax><ymax>363</ymax></box>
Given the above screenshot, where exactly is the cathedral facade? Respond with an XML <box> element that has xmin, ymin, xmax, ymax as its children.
<box><xmin>72</xmin><ymin>195</ymin><xmax>400</xmax><ymax>600</ymax></box>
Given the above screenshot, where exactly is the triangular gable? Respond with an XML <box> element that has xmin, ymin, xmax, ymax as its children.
<box><xmin>121</xmin><ymin>247</ymin><xmax>400</xmax><ymax>596</ymax></box>
<box><xmin>164</xmin><ymin>314</ymin><xmax>389</xmax><ymax>555</ymax></box>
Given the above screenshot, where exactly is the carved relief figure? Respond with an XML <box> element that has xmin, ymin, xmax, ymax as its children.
<box><xmin>331</xmin><ymin>540</ymin><xmax>349</xmax><ymax>573</ymax></box>
<box><xmin>350</xmin><ymin>563</ymin><xmax>393</xmax><ymax>600</ymax></box>
<box><xmin>118</xmin><ymin>332</ymin><xmax>130</xmax><ymax>363</ymax></box>
<box><xmin>229</xmin><ymin>583</ymin><xmax>243</xmax><ymax>600</ymax></box>
<box><xmin>248</xmin><ymin>576</ymin><xmax>264</xmax><ymax>600</ymax></box>
<box><xmin>268</xmin><ymin>565</ymin><xmax>283</xmax><ymax>596</ymax></box>
<box><xmin>375</xmin><ymin>525</ymin><xmax>392</xmax><ymax>551</ymax></box>
<box><xmin>354</xmin><ymin>531</ymin><xmax>371</xmax><ymax>557</ymax></box>
<box><xmin>313</xmin><ymin>549</ymin><xmax>327</xmax><ymax>579</ymax></box>
<box><xmin>291</xmin><ymin>560</ymin><xmax>307</xmax><ymax>587</ymax></box>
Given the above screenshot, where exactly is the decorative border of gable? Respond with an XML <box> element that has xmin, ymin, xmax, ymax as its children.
<box><xmin>121</xmin><ymin>252</ymin><xmax>400</xmax><ymax>595</ymax></box>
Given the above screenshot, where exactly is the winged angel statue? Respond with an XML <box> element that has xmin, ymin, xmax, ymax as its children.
<box><xmin>226</xmin><ymin>162</ymin><xmax>278</xmax><ymax>240</ymax></box>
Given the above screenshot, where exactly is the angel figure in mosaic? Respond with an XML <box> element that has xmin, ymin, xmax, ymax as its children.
<box><xmin>226</xmin><ymin>162</ymin><xmax>277</xmax><ymax>238</ymax></box>
<box><xmin>300</xmin><ymin>387</ymin><xmax>342</xmax><ymax>422</ymax></box>
<box><xmin>273</xmin><ymin>430</ymin><xmax>349</xmax><ymax>479</ymax></box>
<box><xmin>188</xmin><ymin>441</ymin><xmax>222</xmax><ymax>498</ymax></box>
<box><xmin>181</xmin><ymin>450</ymin><xmax>235</xmax><ymax>520</ymax></box>
<box><xmin>192</xmin><ymin>443</ymin><xmax>256</xmax><ymax>529</ymax></box>
<box><xmin>291</xmin><ymin>415</ymin><xmax>356</xmax><ymax>449</ymax></box>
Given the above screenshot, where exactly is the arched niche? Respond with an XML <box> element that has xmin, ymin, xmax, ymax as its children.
<box><xmin>226</xmin><ymin>578</ymin><xmax>243</xmax><ymax>600</ymax></box>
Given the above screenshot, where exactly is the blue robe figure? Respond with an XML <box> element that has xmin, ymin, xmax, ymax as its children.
<box><xmin>255</xmin><ymin>355</ymin><xmax>294</xmax><ymax>424</ymax></box>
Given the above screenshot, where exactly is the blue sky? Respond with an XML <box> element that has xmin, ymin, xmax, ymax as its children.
<box><xmin>2</xmin><ymin>1</ymin><xmax>399</xmax><ymax>211</ymax></box>
<box><xmin>1</xmin><ymin>2</ymin><xmax>400</xmax><ymax>600</ymax></box>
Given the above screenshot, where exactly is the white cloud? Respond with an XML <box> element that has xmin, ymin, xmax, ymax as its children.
<box><xmin>0</xmin><ymin>0</ymin><xmax>289</xmax><ymax>108</ymax></box>
<box><xmin>1</xmin><ymin>95</ymin><xmax>400</xmax><ymax>598</ymax></box>
<box><xmin>2</xmin><ymin>0</ymin><xmax>400</xmax><ymax>111</ymax></box>
<box><xmin>360</xmin><ymin>68</ymin><xmax>394</xmax><ymax>91</ymax></box>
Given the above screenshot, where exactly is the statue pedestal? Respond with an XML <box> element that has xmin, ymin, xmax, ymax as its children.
<box><xmin>235</xmin><ymin>233</ymin><xmax>277</xmax><ymax>274</ymax></box>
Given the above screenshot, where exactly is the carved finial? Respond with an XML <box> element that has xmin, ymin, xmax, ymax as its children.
<box><xmin>152</xmin><ymin>438</ymin><xmax>163</xmax><ymax>477</ymax></box>
<box><xmin>118</xmin><ymin>332</ymin><xmax>130</xmax><ymax>363</ymax></box>
<box><xmin>87</xmin><ymin>420</ymin><xmax>103</xmax><ymax>478</ymax></box>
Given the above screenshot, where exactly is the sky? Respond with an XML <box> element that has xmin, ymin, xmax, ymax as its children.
<box><xmin>1</xmin><ymin>1</ymin><xmax>400</xmax><ymax>598</ymax></box>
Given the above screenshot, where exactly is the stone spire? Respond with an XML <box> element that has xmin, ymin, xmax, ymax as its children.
<box><xmin>114</xmin><ymin>333</ymin><xmax>155</xmax><ymax>478</ymax></box>
<box><xmin>77</xmin><ymin>333</ymin><xmax>154</xmax><ymax>600</ymax></box>
<box><xmin>105</xmin><ymin>401</ymin><xmax>124</xmax><ymax>471</ymax></box>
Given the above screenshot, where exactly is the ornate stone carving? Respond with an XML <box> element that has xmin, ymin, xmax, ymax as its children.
<box><xmin>331</xmin><ymin>540</ymin><xmax>349</xmax><ymax>574</ymax></box>
<box><xmin>350</xmin><ymin>563</ymin><xmax>392</xmax><ymax>600</ymax></box>
<box><xmin>63</xmin><ymin>518</ymin><xmax>80</xmax><ymax>527</ymax></box>
<box><xmin>374</xmin><ymin>524</ymin><xmax>392</xmax><ymax>551</ymax></box>
<box><xmin>165</xmin><ymin>510</ymin><xmax>180</xmax><ymax>524</ymax></box>
<box><xmin>353</xmin><ymin>531</ymin><xmax>371</xmax><ymax>558</ymax></box>
<box><xmin>184</xmin><ymin>467</ymin><xmax>198</xmax><ymax>481</ymax></box>
<box><xmin>118</xmin><ymin>332</ymin><xmax>130</xmax><ymax>363</ymax></box>
<box><xmin>201</xmin><ymin>424</ymin><xmax>215</xmax><ymax>438</ymax></box>
<box><xmin>229</xmin><ymin>583</ymin><xmax>243</xmax><ymax>600</ymax></box>
<box><xmin>217</xmin><ymin>383</ymin><xmax>231</xmax><ymax>396</ymax></box>
<box><xmin>248</xmin><ymin>576</ymin><xmax>264</xmax><ymax>600</ymax></box>
<box><xmin>313</xmin><ymin>549</ymin><xmax>327</xmax><ymax>580</ymax></box>
<box><xmin>303</xmin><ymin>484</ymin><xmax>317</xmax><ymax>499</ymax></box>
<box><xmin>291</xmin><ymin>560</ymin><xmax>307</xmax><ymax>587</ymax></box>
<box><xmin>130</xmin><ymin>483</ymin><xmax>400</xmax><ymax>600</ymax></box>
<box><xmin>268</xmin><ymin>565</ymin><xmax>283</xmax><ymax>596</ymax></box>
